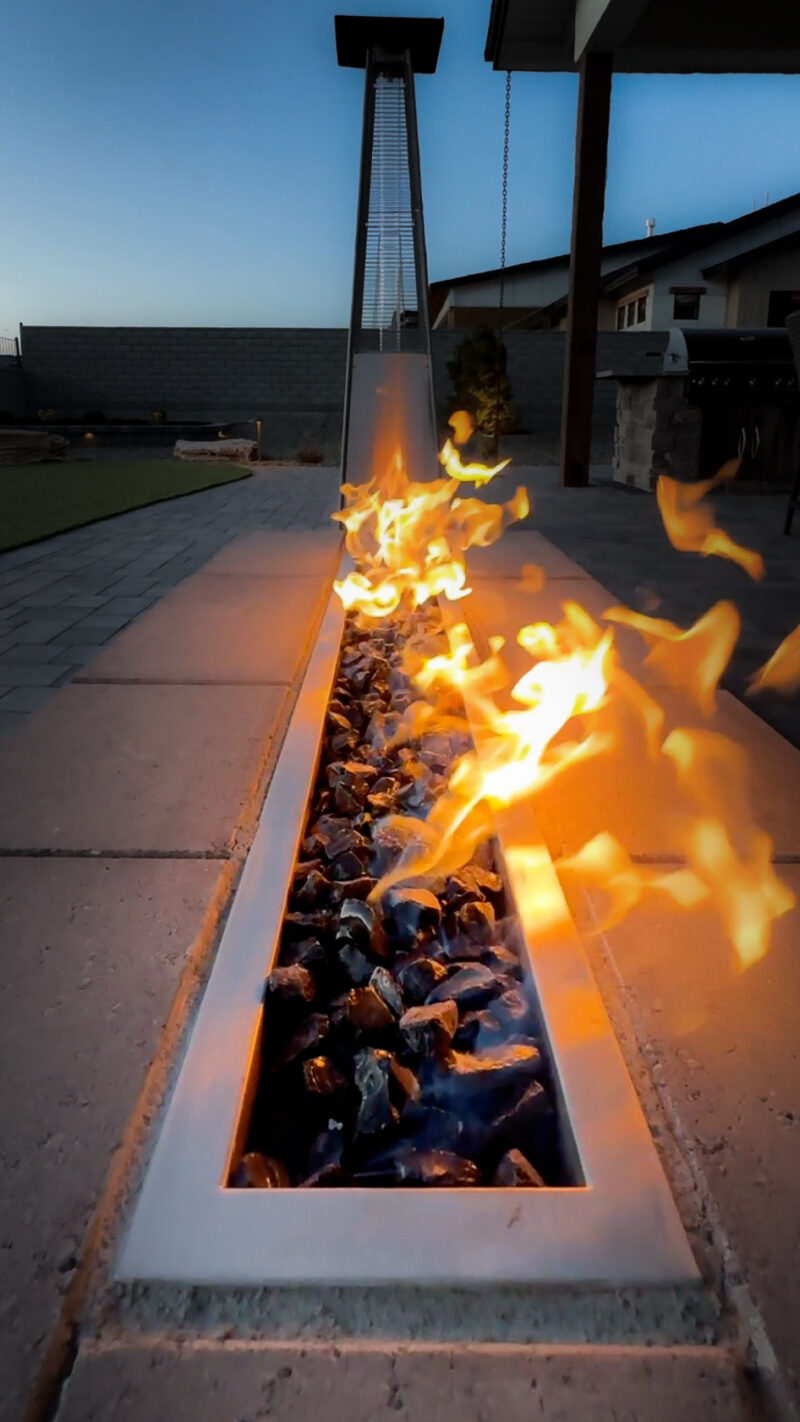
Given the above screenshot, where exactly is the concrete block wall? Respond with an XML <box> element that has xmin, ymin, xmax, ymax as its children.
<box><xmin>16</xmin><ymin>326</ymin><xmax>670</xmax><ymax>458</ymax></box>
<box><xmin>0</xmin><ymin>363</ymin><xmax>26</xmax><ymax>418</ymax></box>
<box><xmin>19</xmin><ymin>327</ymin><xmax>349</xmax><ymax>423</ymax></box>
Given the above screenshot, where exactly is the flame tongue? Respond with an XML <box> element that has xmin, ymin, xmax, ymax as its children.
<box><xmin>333</xmin><ymin>446</ymin><xmax>529</xmax><ymax>619</ymax></box>
<box><xmin>332</xmin><ymin>433</ymin><xmax>794</xmax><ymax>974</ymax></box>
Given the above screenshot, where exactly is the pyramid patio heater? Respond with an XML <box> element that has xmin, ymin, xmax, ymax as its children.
<box><xmin>336</xmin><ymin>14</ymin><xmax>443</xmax><ymax>487</ymax></box>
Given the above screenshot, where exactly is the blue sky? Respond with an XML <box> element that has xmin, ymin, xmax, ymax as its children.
<box><xmin>2</xmin><ymin>0</ymin><xmax>799</xmax><ymax>334</ymax></box>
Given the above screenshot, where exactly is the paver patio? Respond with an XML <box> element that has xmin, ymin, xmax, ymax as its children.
<box><xmin>0</xmin><ymin>465</ymin><xmax>340</xmax><ymax>738</ymax></box>
<box><xmin>1</xmin><ymin>463</ymin><xmax>798</xmax><ymax>1421</ymax></box>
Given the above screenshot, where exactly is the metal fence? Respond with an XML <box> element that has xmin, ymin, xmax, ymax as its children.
<box><xmin>0</xmin><ymin>336</ymin><xmax>20</xmax><ymax>363</ymax></box>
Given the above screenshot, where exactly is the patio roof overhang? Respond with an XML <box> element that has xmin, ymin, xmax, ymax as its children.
<box><xmin>485</xmin><ymin>0</ymin><xmax>800</xmax><ymax>73</ymax></box>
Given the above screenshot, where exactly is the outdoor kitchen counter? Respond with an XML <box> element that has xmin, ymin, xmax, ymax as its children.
<box><xmin>0</xmin><ymin>531</ymin><xmax>341</xmax><ymax>1422</ymax></box>
<box><xmin>464</xmin><ymin>526</ymin><xmax>800</xmax><ymax>1417</ymax></box>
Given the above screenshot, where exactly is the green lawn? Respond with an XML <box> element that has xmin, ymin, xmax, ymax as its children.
<box><xmin>0</xmin><ymin>458</ymin><xmax>252</xmax><ymax>552</ymax></box>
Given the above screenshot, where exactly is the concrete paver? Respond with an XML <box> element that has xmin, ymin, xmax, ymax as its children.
<box><xmin>201</xmin><ymin>528</ymin><xmax>343</xmax><ymax>577</ymax></box>
<box><xmin>75</xmin><ymin>573</ymin><xmax>329</xmax><ymax>685</ymax></box>
<box><xmin>580</xmin><ymin>866</ymin><xmax>800</xmax><ymax>1415</ymax></box>
<box><xmin>0</xmin><ymin>857</ymin><xmax>227</xmax><ymax>1422</ymax></box>
<box><xmin>0</xmin><ymin>466</ymin><xmax>340</xmax><ymax>739</ymax></box>
<box><xmin>57</xmin><ymin>1342</ymin><xmax>753</xmax><ymax>1422</ymax></box>
<box><xmin>0</xmin><ymin>683</ymin><xmax>287</xmax><ymax>854</ymax></box>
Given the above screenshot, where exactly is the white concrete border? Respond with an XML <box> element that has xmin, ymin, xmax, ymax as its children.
<box><xmin>117</xmin><ymin>578</ymin><xmax>698</xmax><ymax>1287</ymax></box>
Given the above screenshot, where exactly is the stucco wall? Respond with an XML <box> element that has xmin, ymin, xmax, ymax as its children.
<box><xmin>735</xmin><ymin>244</ymin><xmax>800</xmax><ymax>325</ymax></box>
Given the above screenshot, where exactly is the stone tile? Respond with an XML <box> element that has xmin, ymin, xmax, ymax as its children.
<box><xmin>57</xmin><ymin>1342</ymin><xmax>750</xmax><ymax>1422</ymax></box>
<box><xmin>468</xmin><ymin>530</ymin><xmax>591</xmax><ymax>581</ymax></box>
<box><xmin>10</xmin><ymin>618</ymin><xmax>80</xmax><ymax>644</ymax></box>
<box><xmin>0</xmin><ymin>662</ymin><xmax>75</xmax><ymax>688</ymax></box>
<box><xmin>0</xmin><ymin>857</ymin><xmax>226</xmax><ymax>1422</ymax></box>
<box><xmin>0</xmin><ymin>710</ymin><xmax>24</xmax><ymax>739</ymax></box>
<box><xmin>76</xmin><ymin>572</ymin><xmax>330</xmax><ymax>685</ymax></box>
<box><xmin>586</xmin><ymin>869</ymin><xmax>800</xmax><ymax>1413</ymax></box>
<box><xmin>0</xmin><ymin>682</ymin><xmax>287</xmax><ymax>853</ymax></box>
<box><xmin>0</xmin><ymin>686</ymin><xmax>55</xmax><ymax>713</ymax></box>
<box><xmin>201</xmin><ymin>529</ymin><xmax>343</xmax><ymax>578</ymax></box>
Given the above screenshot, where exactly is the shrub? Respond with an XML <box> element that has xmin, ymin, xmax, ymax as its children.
<box><xmin>446</xmin><ymin>327</ymin><xmax>515</xmax><ymax>437</ymax></box>
<box><xmin>297</xmin><ymin>447</ymin><xmax>323</xmax><ymax>465</ymax></box>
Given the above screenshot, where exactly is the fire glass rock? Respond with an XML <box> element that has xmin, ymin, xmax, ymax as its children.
<box><xmin>330</xmin><ymin>850</ymin><xmax>368</xmax><ymax>881</ymax></box>
<box><xmin>283</xmin><ymin>910</ymin><xmax>332</xmax><ymax>941</ymax></box>
<box><xmin>283</xmin><ymin>936</ymin><xmax>328</xmax><ymax>977</ymax></box>
<box><xmin>293</xmin><ymin>867</ymin><xmax>333</xmax><ymax>907</ymax></box>
<box><xmin>452</xmin><ymin>1008</ymin><xmax>505</xmax><ymax>1051</ymax></box>
<box><xmin>427</xmin><ymin>963</ymin><xmax>499</xmax><ymax>1012</ymax></box>
<box><xmin>355</xmin><ymin>1146</ymin><xmax>481</xmax><ymax>1188</ymax></box>
<box><xmin>457</xmin><ymin>899</ymin><xmax>496</xmax><ymax>943</ymax></box>
<box><xmin>346</xmin><ymin>985</ymin><xmax>396</xmax><ymax>1033</ymax></box>
<box><xmin>396</xmin><ymin>955</ymin><xmax>449</xmax><ymax>1005</ymax></box>
<box><xmin>488</xmin><ymin>1079</ymin><xmax>551</xmax><ymax>1150</ymax></box>
<box><xmin>302</xmin><ymin>1055</ymin><xmax>348</xmax><ymax>1100</ymax></box>
<box><xmin>493</xmin><ymin>1148</ymin><xmax>545</xmax><ymax>1188</ymax></box>
<box><xmin>424</xmin><ymin>1042</ymin><xmax>543</xmax><ymax>1111</ymax></box>
<box><xmin>383</xmin><ymin>886</ymin><xmax>441</xmax><ymax>939</ymax></box>
<box><xmin>231</xmin><ymin>1152</ymin><xmax>290</xmax><ymax>1189</ymax></box>
<box><xmin>370</xmin><ymin>965</ymin><xmax>404</xmax><ymax>1018</ymax></box>
<box><xmin>338</xmin><ymin>940</ymin><xmax>374</xmax><ymax>986</ymax></box>
<box><xmin>263</xmin><ymin>964</ymin><xmax>315</xmax><ymax>1010</ymax></box>
<box><xmin>389</xmin><ymin>1056</ymin><xmax>420</xmax><ymax>1106</ymax></box>
<box><xmin>354</xmin><ymin>1047</ymin><xmax>398</xmax><ymax>1136</ymax></box>
<box><xmin>399</xmin><ymin>1001</ymin><xmax>458</xmax><ymax>1057</ymax></box>
<box><xmin>492</xmin><ymin>988</ymin><xmax>537</xmax><ymax>1035</ymax></box>
<box><xmin>337</xmin><ymin>897</ymin><xmax>376</xmax><ymax>943</ymax></box>
<box><xmin>270</xmin><ymin>1013</ymin><xmax>329</xmax><ymax>1070</ymax></box>
<box><xmin>481</xmin><ymin>945</ymin><xmax>522</xmax><ymax>977</ymax></box>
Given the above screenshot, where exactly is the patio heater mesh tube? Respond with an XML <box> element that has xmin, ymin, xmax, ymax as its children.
<box><xmin>362</xmin><ymin>75</ymin><xmax>418</xmax><ymax>350</ymax></box>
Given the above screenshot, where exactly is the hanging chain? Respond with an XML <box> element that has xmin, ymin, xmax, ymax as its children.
<box><xmin>498</xmin><ymin>69</ymin><xmax>511</xmax><ymax>324</ymax></box>
<box><xmin>493</xmin><ymin>70</ymin><xmax>512</xmax><ymax>454</ymax></box>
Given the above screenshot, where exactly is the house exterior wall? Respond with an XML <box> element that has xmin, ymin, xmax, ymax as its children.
<box><xmin>734</xmin><ymin>244</ymin><xmax>800</xmax><ymax>325</ymax></box>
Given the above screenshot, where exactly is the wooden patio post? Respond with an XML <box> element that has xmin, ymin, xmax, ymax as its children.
<box><xmin>559</xmin><ymin>51</ymin><xmax>613</xmax><ymax>488</ymax></box>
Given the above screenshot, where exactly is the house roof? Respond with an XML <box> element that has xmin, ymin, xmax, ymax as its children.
<box><xmin>428</xmin><ymin>223</ymin><xmax>709</xmax><ymax>295</ymax></box>
<box><xmin>437</xmin><ymin>191</ymin><xmax>800</xmax><ymax>323</ymax></box>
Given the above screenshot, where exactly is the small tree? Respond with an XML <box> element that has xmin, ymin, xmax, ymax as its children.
<box><xmin>446</xmin><ymin>326</ymin><xmax>514</xmax><ymax>438</ymax></box>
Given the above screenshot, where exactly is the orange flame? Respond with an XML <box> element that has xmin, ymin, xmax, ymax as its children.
<box><xmin>332</xmin><ymin>447</ymin><xmax>528</xmax><ymax>619</ymax></box>
<box><xmin>662</xmin><ymin>729</ymin><xmax>794</xmax><ymax>966</ymax></box>
<box><xmin>749</xmin><ymin>622</ymin><xmax>800</xmax><ymax>696</ymax></box>
<box><xmin>656</xmin><ymin>467</ymin><xmax>765</xmax><ymax>581</ymax></box>
<box><xmin>333</xmin><ymin>433</ymin><xmax>792</xmax><ymax>970</ymax></box>
<box><xmin>439</xmin><ymin>439</ymin><xmax>511</xmax><ymax>487</ymax></box>
<box><xmin>604</xmin><ymin>600</ymin><xmax>740</xmax><ymax>715</ymax></box>
<box><xmin>448</xmin><ymin>409</ymin><xmax>475</xmax><ymax>445</ymax></box>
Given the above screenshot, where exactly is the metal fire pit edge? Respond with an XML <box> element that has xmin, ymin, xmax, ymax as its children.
<box><xmin>116</xmin><ymin>570</ymin><xmax>698</xmax><ymax>1288</ymax></box>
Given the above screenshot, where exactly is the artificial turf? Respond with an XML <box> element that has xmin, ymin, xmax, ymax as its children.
<box><xmin>0</xmin><ymin>458</ymin><xmax>252</xmax><ymax>552</ymax></box>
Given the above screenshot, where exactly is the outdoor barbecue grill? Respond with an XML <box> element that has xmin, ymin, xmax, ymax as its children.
<box><xmin>668</xmin><ymin>326</ymin><xmax>799</xmax><ymax>483</ymax></box>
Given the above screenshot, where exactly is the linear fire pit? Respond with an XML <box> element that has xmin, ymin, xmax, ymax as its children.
<box><xmin>117</xmin><ymin>564</ymin><xmax>698</xmax><ymax>1287</ymax></box>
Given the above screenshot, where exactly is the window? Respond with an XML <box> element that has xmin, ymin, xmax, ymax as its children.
<box><xmin>673</xmin><ymin>292</ymin><xmax>700</xmax><ymax>320</ymax></box>
<box><xmin>616</xmin><ymin>290</ymin><xmax>649</xmax><ymax>330</ymax></box>
<box><xmin>766</xmin><ymin>290</ymin><xmax>800</xmax><ymax>327</ymax></box>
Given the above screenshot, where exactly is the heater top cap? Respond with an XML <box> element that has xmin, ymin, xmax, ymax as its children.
<box><xmin>335</xmin><ymin>15</ymin><xmax>444</xmax><ymax>72</ymax></box>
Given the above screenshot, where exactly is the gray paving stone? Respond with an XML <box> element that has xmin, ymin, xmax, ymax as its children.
<box><xmin>57</xmin><ymin>1342</ymin><xmax>751</xmax><ymax>1422</ymax></box>
<box><xmin>11</xmin><ymin>618</ymin><xmax>81</xmax><ymax>644</ymax></box>
<box><xmin>0</xmin><ymin>856</ymin><xmax>227</xmax><ymax>1422</ymax></box>
<box><xmin>0</xmin><ymin>686</ymin><xmax>55</xmax><ymax>712</ymax></box>
<box><xmin>0</xmin><ymin>644</ymin><xmax>71</xmax><ymax>664</ymax></box>
<box><xmin>0</xmin><ymin>662</ymin><xmax>75</xmax><ymax>688</ymax></box>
